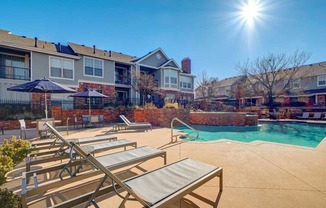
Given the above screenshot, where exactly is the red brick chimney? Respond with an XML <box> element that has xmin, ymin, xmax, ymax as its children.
<box><xmin>181</xmin><ymin>57</ymin><xmax>191</xmax><ymax>74</ymax></box>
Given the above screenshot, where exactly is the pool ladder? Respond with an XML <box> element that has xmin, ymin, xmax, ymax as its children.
<box><xmin>170</xmin><ymin>118</ymin><xmax>199</xmax><ymax>143</ymax></box>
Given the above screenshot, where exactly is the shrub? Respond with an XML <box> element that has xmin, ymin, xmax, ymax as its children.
<box><xmin>144</xmin><ymin>102</ymin><xmax>157</xmax><ymax>109</ymax></box>
<box><xmin>0</xmin><ymin>136</ymin><xmax>30</xmax><ymax>165</ymax></box>
<box><xmin>0</xmin><ymin>155</ymin><xmax>13</xmax><ymax>185</ymax></box>
<box><xmin>0</xmin><ymin>188</ymin><xmax>22</xmax><ymax>208</ymax></box>
<box><xmin>163</xmin><ymin>103</ymin><xmax>179</xmax><ymax>109</ymax></box>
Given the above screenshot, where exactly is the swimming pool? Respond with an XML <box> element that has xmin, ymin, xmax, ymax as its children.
<box><xmin>175</xmin><ymin>122</ymin><xmax>326</xmax><ymax>148</ymax></box>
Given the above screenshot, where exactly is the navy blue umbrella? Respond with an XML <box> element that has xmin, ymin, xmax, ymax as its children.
<box><xmin>7</xmin><ymin>78</ymin><xmax>76</xmax><ymax>118</ymax></box>
<box><xmin>69</xmin><ymin>89</ymin><xmax>108</xmax><ymax>116</ymax></box>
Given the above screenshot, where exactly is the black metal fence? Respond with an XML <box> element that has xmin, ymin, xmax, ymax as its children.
<box><xmin>0</xmin><ymin>98</ymin><xmax>194</xmax><ymax>120</ymax></box>
<box><xmin>0</xmin><ymin>99</ymin><xmax>43</xmax><ymax>120</ymax></box>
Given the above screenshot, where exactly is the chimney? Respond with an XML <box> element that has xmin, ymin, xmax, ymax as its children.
<box><xmin>93</xmin><ymin>45</ymin><xmax>96</xmax><ymax>54</ymax></box>
<box><xmin>34</xmin><ymin>37</ymin><xmax>38</xmax><ymax>47</ymax></box>
<box><xmin>109</xmin><ymin>50</ymin><xmax>111</xmax><ymax>57</ymax></box>
<box><xmin>58</xmin><ymin>42</ymin><xmax>61</xmax><ymax>52</ymax></box>
<box><xmin>181</xmin><ymin>57</ymin><xmax>191</xmax><ymax>74</ymax></box>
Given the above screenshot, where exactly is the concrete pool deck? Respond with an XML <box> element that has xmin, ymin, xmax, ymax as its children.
<box><xmin>2</xmin><ymin>122</ymin><xmax>326</xmax><ymax>207</ymax></box>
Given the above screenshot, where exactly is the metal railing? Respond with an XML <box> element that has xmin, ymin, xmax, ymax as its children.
<box><xmin>0</xmin><ymin>65</ymin><xmax>31</xmax><ymax>80</ymax></box>
<box><xmin>170</xmin><ymin>117</ymin><xmax>199</xmax><ymax>143</ymax></box>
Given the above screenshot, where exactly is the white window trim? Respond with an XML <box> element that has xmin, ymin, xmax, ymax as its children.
<box><xmin>179</xmin><ymin>76</ymin><xmax>193</xmax><ymax>89</ymax></box>
<box><xmin>164</xmin><ymin>68</ymin><xmax>179</xmax><ymax>89</ymax></box>
<box><xmin>49</xmin><ymin>56</ymin><xmax>74</xmax><ymax>80</ymax></box>
<box><xmin>83</xmin><ymin>56</ymin><xmax>104</xmax><ymax>78</ymax></box>
<box><xmin>317</xmin><ymin>75</ymin><xmax>326</xmax><ymax>86</ymax></box>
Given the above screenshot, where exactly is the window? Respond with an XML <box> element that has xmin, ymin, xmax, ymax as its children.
<box><xmin>164</xmin><ymin>69</ymin><xmax>178</xmax><ymax>88</ymax></box>
<box><xmin>291</xmin><ymin>79</ymin><xmax>301</xmax><ymax>88</ymax></box>
<box><xmin>317</xmin><ymin>75</ymin><xmax>326</xmax><ymax>86</ymax></box>
<box><xmin>84</xmin><ymin>57</ymin><xmax>103</xmax><ymax>77</ymax></box>
<box><xmin>180</xmin><ymin>76</ymin><xmax>192</xmax><ymax>89</ymax></box>
<box><xmin>50</xmin><ymin>57</ymin><xmax>73</xmax><ymax>79</ymax></box>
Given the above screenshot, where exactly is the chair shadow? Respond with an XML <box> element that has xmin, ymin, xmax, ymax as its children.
<box><xmin>189</xmin><ymin>191</ymin><xmax>223</xmax><ymax>208</ymax></box>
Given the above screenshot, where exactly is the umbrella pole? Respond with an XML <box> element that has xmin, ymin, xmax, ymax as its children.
<box><xmin>45</xmin><ymin>92</ymin><xmax>48</xmax><ymax>119</ymax></box>
<box><xmin>89</xmin><ymin>97</ymin><xmax>91</xmax><ymax>117</ymax></box>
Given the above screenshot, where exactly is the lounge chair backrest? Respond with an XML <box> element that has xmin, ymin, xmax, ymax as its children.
<box><xmin>45</xmin><ymin>122</ymin><xmax>71</xmax><ymax>147</ymax></box>
<box><xmin>313</xmin><ymin>112</ymin><xmax>321</xmax><ymax>118</ymax></box>
<box><xmin>302</xmin><ymin>112</ymin><xmax>309</xmax><ymax>118</ymax></box>
<box><xmin>82</xmin><ymin>115</ymin><xmax>90</xmax><ymax>122</ymax></box>
<box><xmin>119</xmin><ymin>115</ymin><xmax>131</xmax><ymax>125</ymax></box>
<box><xmin>99</xmin><ymin>115</ymin><xmax>104</xmax><ymax>122</ymax></box>
<box><xmin>19</xmin><ymin>119</ymin><xmax>26</xmax><ymax>130</ymax></box>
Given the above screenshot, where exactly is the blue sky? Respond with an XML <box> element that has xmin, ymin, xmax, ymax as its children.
<box><xmin>1</xmin><ymin>0</ymin><xmax>325</xmax><ymax>80</ymax></box>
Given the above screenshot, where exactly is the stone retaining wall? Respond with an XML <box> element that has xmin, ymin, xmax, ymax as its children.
<box><xmin>190</xmin><ymin>112</ymin><xmax>257</xmax><ymax>126</ymax></box>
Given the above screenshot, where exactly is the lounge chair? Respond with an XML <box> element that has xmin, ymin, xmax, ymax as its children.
<box><xmin>26</xmin><ymin>134</ymin><xmax>120</xmax><ymax>172</ymax></box>
<box><xmin>58</xmin><ymin>140</ymin><xmax>223</xmax><ymax>208</ymax></box>
<box><xmin>120</xmin><ymin>114</ymin><xmax>151</xmax><ymax>125</ymax></box>
<box><xmin>297</xmin><ymin>112</ymin><xmax>310</xmax><ymax>119</ymax></box>
<box><xmin>118</xmin><ymin>115</ymin><xmax>152</xmax><ymax>131</ymax></box>
<box><xmin>311</xmin><ymin>112</ymin><xmax>321</xmax><ymax>120</ymax></box>
<box><xmin>36</xmin><ymin>118</ymin><xmax>55</xmax><ymax>138</ymax></box>
<box><xmin>322</xmin><ymin>113</ymin><xmax>326</xmax><ymax>120</ymax></box>
<box><xmin>18</xmin><ymin>119</ymin><xmax>35</xmax><ymax>140</ymax></box>
<box><xmin>21</xmin><ymin>124</ymin><xmax>167</xmax><ymax>207</ymax></box>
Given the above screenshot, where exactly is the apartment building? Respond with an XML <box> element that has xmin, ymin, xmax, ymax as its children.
<box><xmin>0</xmin><ymin>29</ymin><xmax>195</xmax><ymax>107</ymax></box>
<box><xmin>196</xmin><ymin>63</ymin><xmax>326</xmax><ymax>108</ymax></box>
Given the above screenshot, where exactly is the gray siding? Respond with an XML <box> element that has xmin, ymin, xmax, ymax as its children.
<box><xmin>31</xmin><ymin>53</ymin><xmax>116</xmax><ymax>86</ymax></box>
<box><xmin>140</xmin><ymin>51</ymin><xmax>168</xmax><ymax>67</ymax></box>
<box><xmin>153</xmin><ymin>69</ymin><xmax>161</xmax><ymax>87</ymax></box>
<box><xmin>31</xmin><ymin>52</ymin><xmax>50</xmax><ymax>80</ymax></box>
<box><xmin>77</xmin><ymin>56</ymin><xmax>115</xmax><ymax>85</ymax></box>
<box><xmin>302</xmin><ymin>75</ymin><xmax>326</xmax><ymax>89</ymax></box>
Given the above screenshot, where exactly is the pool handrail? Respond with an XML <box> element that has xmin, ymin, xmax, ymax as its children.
<box><xmin>171</xmin><ymin>118</ymin><xmax>199</xmax><ymax>143</ymax></box>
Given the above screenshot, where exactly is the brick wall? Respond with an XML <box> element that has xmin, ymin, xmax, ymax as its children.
<box><xmin>190</xmin><ymin>112</ymin><xmax>258</xmax><ymax>126</ymax></box>
<box><xmin>132</xmin><ymin>108</ymin><xmax>190</xmax><ymax>127</ymax></box>
<box><xmin>0</xmin><ymin>120</ymin><xmax>36</xmax><ymax>130</ymax></box>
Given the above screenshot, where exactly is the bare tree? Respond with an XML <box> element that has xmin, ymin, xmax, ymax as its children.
<box><xmin>237</xmin><ymin>50</ymin><xmax>311</xmax><ymax>110</ymax></box>
<box><xmin>229</xmin><ymin>77</ymin><xmax>251</xmax><ymax>108</ymax></box>
<box><xmin>131</xmin><ymin>70</ymin><xmax>159</xmax><ymax>106</ymax></box>
<box><xmin>195</xmin><ymin>70</ymin><xmax>218</xmax><ymax>110</ymax></box>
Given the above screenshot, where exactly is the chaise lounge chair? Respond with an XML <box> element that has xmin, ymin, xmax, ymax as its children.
<box><xmin>59</xmin><ymin>140</ymin><xmax>223</xmax><ymax>208</ymax></box>
<box><xmin>118</xmin><ymin>115</ymin><xmax>152</xmax><ymax>131</ymax></box>
<box><xmin>322</xmin><ymin>113</ymin><xmax>326</xmax><ymax>120</ymax></box>
<box><xmin>311</xmin><ymin>112</ymin><xmax>321</xmax><ymax>120</ymax></box>
<box><xmin>21</xmin><ymin>123</ymin><xmax>167</xmax><ymax>207</ymax></box>
<box><xmin>27</xmin><ymin>133</ymin><xmax>129</xmax><ymax>173</ymax></box>
<box><xmin>297</xmin><ymin>112</ymin><xmax>310</xmax><ymax>119</ymax></box>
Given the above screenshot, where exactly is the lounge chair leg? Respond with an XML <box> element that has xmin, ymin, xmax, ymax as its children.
<box><xmin>219</xmin><ymin>169</ymin><xmax>223</xmax><ymax>192</ymax></box>
<box><xmin>119</xmin><ymin>193</ymin><xmax>130</xmax><ymax>208</ymax></box>
<box><xmin>85</xmin><ymin>175</ymin><xmax>108</xmax><ymax>208</ymax></box>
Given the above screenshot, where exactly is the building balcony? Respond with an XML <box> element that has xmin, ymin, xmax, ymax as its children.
<box><xmin>115</xmin><ymin>75</ymin><xmax>131</xmax><ymax>85</ymax></box>
<box><xmin>0</xmin><ymin>65</ymin><xmax>31</xmax><ymax>81</ymax></box>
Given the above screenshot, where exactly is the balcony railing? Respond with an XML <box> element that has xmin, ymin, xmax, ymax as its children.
<box><xmin>115</xmin><ymin>75</ymin><xmax>131</xmax><ymax>85</ymax></box>
<box><xmin>0</xmin><ymin>65</ymin><xmax>31</xmax><ymax>81</ymax></box>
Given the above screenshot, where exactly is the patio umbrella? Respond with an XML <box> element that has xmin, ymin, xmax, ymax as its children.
<box><xmin>7</xmin><ymin>77</ymin><xmax>76</xmax><ymax>119</ymax></box>
<box><xmin>68</xmin><ymin>89</ymin><xmax>108</xmax><ymax>116</ymax></box>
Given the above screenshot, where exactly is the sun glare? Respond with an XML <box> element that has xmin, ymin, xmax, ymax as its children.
<box><xmin>240</xmin><ymin>0</ymin><xmax>261</xmax><ymax>26</ymax></box>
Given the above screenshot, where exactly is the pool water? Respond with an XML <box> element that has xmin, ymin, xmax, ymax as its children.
<box><xmin>175</xmin><ymin>122</ymin><xmax>326</xmax><ymax>148</ymax></box>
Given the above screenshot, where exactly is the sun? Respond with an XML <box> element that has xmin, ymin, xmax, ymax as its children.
<box><xmin>240</xmin><ymin>0</ymin><xmax>261</xmax><ymax>26</ymax></box>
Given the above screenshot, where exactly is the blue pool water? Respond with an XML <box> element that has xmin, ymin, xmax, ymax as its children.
<box><xmin>175</xmin><ymin>122</ymin><xmax>326</xmax><ymax>148</ymax></box>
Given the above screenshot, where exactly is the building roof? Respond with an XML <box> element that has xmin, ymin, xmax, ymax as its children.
<box><xmin>68</xmin><ymin>42</ymin><xmax>136</xmax><ymax>64</ymax></box>
<box><xmin>216</xmin><ymin>76</ymin><xmax>242</xmax><ymax>87</ymax></box>
<box><xmin>0</xmin><ymin>29</ymin><xmax>78</xmax><ymax>59</ymax></box>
